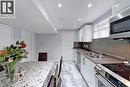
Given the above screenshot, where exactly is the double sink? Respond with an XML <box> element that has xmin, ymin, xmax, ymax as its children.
<box><xmin>77</xmin><ymin>49</ymin><xmax>124</xmax><ymax>64</ymax></box>
<box><xmin>83</xmin><ymin>51</ymin><xmax>105</xmax><ymax>59</ymax></box>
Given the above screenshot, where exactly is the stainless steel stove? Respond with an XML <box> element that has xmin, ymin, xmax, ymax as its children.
<box><xmin>95</xmin><ymin>63</ymin><xmax>130</xmax><ymax>87</ymax></box>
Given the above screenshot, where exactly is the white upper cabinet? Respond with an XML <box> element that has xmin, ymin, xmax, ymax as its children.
<box><xmin>113</xmin><ymin>0</ymin><xmax>130</xmax><ymax>15</ymax></box>
<box><xmin>93</xmin><ymin>17</ymin><xmax>111</xmax><ymax>39</ymax></box>
<box><xmin>78</xmin><ymin>25</ymin><xmax>92</xmax><ymax>42</ymax></box>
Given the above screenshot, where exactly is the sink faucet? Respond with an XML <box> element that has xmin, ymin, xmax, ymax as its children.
<box><xmin>99</xmin><ymin>50</ymin><xmax>103</xmax><ymax>55</ymax></box>
<box><xmin>99</xmin><ymin>50</ymin><xmax>103</xmax><ymax>58</ymax></box>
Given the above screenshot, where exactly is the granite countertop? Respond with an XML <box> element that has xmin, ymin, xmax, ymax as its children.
<box><xmin>0</xmin><ymin>61</ymin><xmax>55</xmax><ymax>87</ymax></box>
<box><xmin>76</xmin><ymin>49</ymin><xmax>124</xmax><ymax>64</ymax></box>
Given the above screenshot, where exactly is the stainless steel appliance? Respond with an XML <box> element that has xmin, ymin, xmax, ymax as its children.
<box><xmin>110</xmin><ymin>7</ymin><xmax>130</xmax><ymax>39</ymax></box>
<box><xmin>95</xmin><ymin>65</ymin><xmax>128</xmax><ymax>87</ymax></box>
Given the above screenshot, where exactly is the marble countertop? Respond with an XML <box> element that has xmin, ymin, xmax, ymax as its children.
<box><xmin>0</xmin><ymin>61</ymin><xmax>55</xmax><ymax>87</ymax></box>
<box><xmin>76</xmin><ymin>49</ymin><xmax>124</xmax><ymax>64</ymax></box>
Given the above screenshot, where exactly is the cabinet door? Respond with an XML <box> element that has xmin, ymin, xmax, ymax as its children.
<box><xmin>80</xmin><ymin>55</ymin><xmax>87</xmax><ymax>78</ymax></box>
<box><xmin>73</xmin><ymin>50</ymin><xmax>77</xmax><ymax>65</ymax></box>
<box><xmin>79</xmin><ymin>28</ymin><xmax>83</xmax><ymax>42</ymax></box>
<box><xmin>114</xmin><ymin>0</ymin><xmax>130</xmax><ymax>15</ymax></box>
<box><xmin>93</xmin><ymin>17</ymin><xmax>110</xmax><ymax>39</ymax></box>
<box><xmin>81</xmin><ymin>56</ymin><xmax>96</xmax><ymax>87</ymax></box>
<box><xmin>86</xmin><ymin>58</ymin><xmax>96</xmax><ymax>87</ymax></box>
<box><xmin>78</xmin><ymin>25</ymin><xmax>92</xmax><ymax>42</ymax></box>
<box><xmin>83</xmin><ymin>25</ymin><xmax>92</xmax><ymax>42</ymax></box>
<box><xmin>77</xmin><ymin>52</ymin><xmax>81</xmax><ymax>71</ymax></box>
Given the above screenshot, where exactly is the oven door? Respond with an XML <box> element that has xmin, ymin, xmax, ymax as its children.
<box><xmin>95</xmin><ymin>74</ymin><xmax>116</xmax><ymax>87</ymax></box>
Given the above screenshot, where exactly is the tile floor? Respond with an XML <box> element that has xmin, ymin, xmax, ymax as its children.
<box><xmin>61</xmin><ymin>62</ymin><xmax>88</xmax><ymax>87</ymax></box>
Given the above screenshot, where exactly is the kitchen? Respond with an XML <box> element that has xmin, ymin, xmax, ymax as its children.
<box><xmin>0</xmin><ymin>0</ymin><xmax>130</xmax><ymax>87</ymax></box>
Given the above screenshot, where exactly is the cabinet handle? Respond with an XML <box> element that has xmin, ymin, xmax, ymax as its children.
<box><xmin>83</xmin><ymin>57</ymin><xmax>85</xmax><ymax>64</ymax></box>
<box><xmin>95</xmin><ymin>65</ymin><xmax>102</xmax><ymax>71</ymax></box>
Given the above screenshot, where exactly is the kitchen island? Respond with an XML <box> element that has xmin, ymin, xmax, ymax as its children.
<box><xmin>0</xmin><ymin>61</ymin><xmax>55</xmax><ymax>87</ymax></box>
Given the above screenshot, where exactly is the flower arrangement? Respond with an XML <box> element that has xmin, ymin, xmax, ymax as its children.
<box><xmin>0</xmin><ymin>41</ymin><xmax>28</xmax><ymax>82</ymax></box>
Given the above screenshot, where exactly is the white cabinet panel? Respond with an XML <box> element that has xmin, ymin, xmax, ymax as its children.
<box><xmin>78</xmin><ymin>25</ymin><xmax>92</xmax><ymax>42</ymax></box>
<box><xmin>94</xmin><ymin>29</ymin><xmax>109</xmax><ymax>39</ymax></box>
<box><xmin>93</xmin><ymin>17</ymin><xmax>111</xmax><ymax>39</ymax></box>
<box><xmin>86</xmin><ymin>58</ymin><xmax>96</xmax><ymax>87</ymax></box>
<box><xmin>114</xmin><ymin>0</ymin><xmax>130</xmax><ymax>15</ymax></box>
<box><xmin>81</xmin><ymin>55</ymin><xmax>96</xmax><ymax>87</ymax></box>
<box><xmin>81</xmin><ymin>55</ymin><xmax>86</xmax><ymax>78</ymax></box>
<box><xmin>79</xmin><ymin>28</ymin><xmax>83</xmax><ymax>42</ymax></box>
<box><xmin>73</xmin><ymin>50</ymin><xmax>77</xmax><ymax>65</ymax></box>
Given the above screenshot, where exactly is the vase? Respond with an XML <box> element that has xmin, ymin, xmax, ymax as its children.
<box><xmin>2</xmin><ymin>59</ymin><xmax>21</xmax><ymax>84</ymax></box>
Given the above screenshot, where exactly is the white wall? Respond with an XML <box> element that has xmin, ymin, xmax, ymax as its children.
<box><xmin>36</xmin><ymin>32</ymin><xmax>62</xmax><ymax>61</ymax></box>
<box><xmin>0</xmin><ymin>24</ymin><xmax>36</xmax><ymax>62</ymax></box>
<box><xmin>13</xmin><ymin>29</ymin><xmax>37</xmax><ymax>62</ymax></box>
<box><xmin>0</xmin><ymin>24</ymin><xmax>13</xmax><ymax>49</ymax></box>
<box><xmin>13</xmin><ymin>28</ymin><xmax>21</xmax><ymax>43</ymax></box>
<box><xmin>61</xmin><ymin>31</ymin><xmax>77</xmax><ymax>60</ymax></box>
<box><xmin>20</xmin><ymin>30</ymin><xmax>36</xmax><ymax>62</ymax></box>
<box><xmin>36</xmin><ymin>30</ymin><xmax>78</xmax><ymax>61</ymax></box>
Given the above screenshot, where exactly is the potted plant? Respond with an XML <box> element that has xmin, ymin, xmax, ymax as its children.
<box><xmin>0</xmin><ymin>41</ymin><xmax>28</xmax><ymax>83</ymax></box>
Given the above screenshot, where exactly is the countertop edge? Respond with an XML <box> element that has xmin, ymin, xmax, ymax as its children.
<box><xmin>97</xmin><ymin>64</ymin><xmax>130</xmax><ymax>87</ymax></box>
<box><xmin>75</xmin><ymin>48</ymin><xmax>124</xmax><ymax>64</ymax></box>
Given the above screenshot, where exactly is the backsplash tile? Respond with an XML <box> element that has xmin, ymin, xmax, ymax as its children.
<box><xmin>89</xmin><ymin>38</ymin><xmax>130</xmax><ymax>61</ymax></box>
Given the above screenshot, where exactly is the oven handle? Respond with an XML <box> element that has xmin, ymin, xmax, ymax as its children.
<box><xmin>95</xmin><ymin>74</ymin><xmax>116</xmax><ymax>87</ymax></box>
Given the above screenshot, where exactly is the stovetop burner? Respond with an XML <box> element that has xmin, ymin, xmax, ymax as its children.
<box><xmin>102</xmin><ymin>63</ymin><xmax>130</xmax><ymax>81</ymax></box>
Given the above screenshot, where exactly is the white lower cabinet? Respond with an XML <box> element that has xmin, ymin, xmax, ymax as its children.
<box><xmin>81</xmin><ymin>55</ymin><xmax>96</xmax><ymax>87</ymax></box>
<box><xmin>73</xmin><ymin>50</ymin><xmax>77</xmax><ymax>65</ymax></box>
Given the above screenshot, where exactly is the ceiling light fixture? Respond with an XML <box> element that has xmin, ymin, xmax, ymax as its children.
<box><xmin>78</xmin><ymin>18</ymin><xmax>82</xmax><ymax>21</ymax></box>
<box><xmin>88</xmin><ymin>3</ymin><xmax>92</xmax><ymax>8</ymax></box>
<box><xmin>58</xmin><ymin>3</ymin><xmax>62</xmax><ymax>8</ymax></box>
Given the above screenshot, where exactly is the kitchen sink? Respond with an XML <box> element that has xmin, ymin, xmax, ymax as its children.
<box><xmin>84</xmin><ymin>52</ymin><xmax>105</xmax><ymax>58</ymax></box>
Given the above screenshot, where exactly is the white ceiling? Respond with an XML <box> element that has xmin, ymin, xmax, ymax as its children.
<box><xmin>0</xmin><ymin>0</ymin><xmax>57</xmax><ymax>34</ymax></box>
<box><xmin>0</xmin><ymin>0</ymin><xmax>114</xmax><ymax>33</ymax></box>
<box><xmin>41</xmin><ymin>0</ymin><xmax>114</xmax><ymax>30</ymax></box>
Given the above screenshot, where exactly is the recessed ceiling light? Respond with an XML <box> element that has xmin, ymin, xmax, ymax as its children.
<box><xmin>78</xmin><ymin>18</ymin><xmax>82</xmax><ymax>21</ymax></box>
<box><xmin>58</xmin><ymin>3</ymin><xmax>62</xmax><ymax>8</ymax></box>
<box><xmin>88</xmin><ymin>3</ymin><xmax>92</xmax><ymax>8</ymax></box>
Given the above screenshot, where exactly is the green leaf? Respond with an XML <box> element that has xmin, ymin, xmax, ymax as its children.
<box><xmin>16</xmin><ymin>41</ymin><xmax>19</xmax><ymax>45</ymax></box>
<box><xmin>10</xmin><ymin>44</ymin><xmax>14</xmax><ymax>48</ymax></box>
